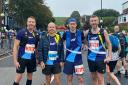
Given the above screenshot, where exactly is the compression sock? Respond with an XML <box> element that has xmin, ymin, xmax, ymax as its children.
<box><xmin>13</xmin><ymin>82</ymin><xmax>19</xmax><ymax>85</ymax></box>
<box><xmin>107</xmin><ymin>83</ymin><xmax>111</xmax><ymax>85</ymax></box>
<box><xmin>26</xmin><ymin>79</ymin><xmax>32</xmax><ymax>85</ymax></box>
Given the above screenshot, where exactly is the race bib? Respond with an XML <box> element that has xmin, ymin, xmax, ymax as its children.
<box><xmin>25</xmin><ymin>44</ymin><xmax>35</xmax><ymax>53</ymax></box>
<box><xmin>75</xmin><ymin>64</ymin><xmax>84</xmax><ymax>74</ymax></box>
<box><xmin>48</xmin><ymin>51</ymin><xmax>58</xmax><ymax>60</ymax></box>
<box><xmin>48</xmin><ymin>57</ymin><xmax>58</xmax><ymax>60</ymax></box>
<box><xmin>89</xmin><ymin>40</ymin><xmax>99</xmax><ymax>50</ymax></box>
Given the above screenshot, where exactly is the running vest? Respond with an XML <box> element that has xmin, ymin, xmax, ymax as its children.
<box><xmin>17</xmin><ymin>29</ymin><xmax>39</xmax><ymax>59</ymax></box>
<box><xmin>19</xmin><ymin>29</ymin><xmax>39</xmax><ymax>48</ymax></box>
<box><xmin>87</xmin><ymin>29</ymin><xmax>106</xmax><ymax>61</ymax></box>
<box><xmin>65</xmin><ymin>29</ymin><xmax>82</xmax><ymax>62</ymax></box>
<box><xmin>66</xmin><ymin>29</ymin><xmax>82</xmax><ymax>48</ymax></box>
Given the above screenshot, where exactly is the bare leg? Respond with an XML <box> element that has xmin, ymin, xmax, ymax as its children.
<box><xmin>67</xmin><ymin>75</ymin><xmax>73</xmax><ymax>85</ymax></box>
<box><xmin>97</xmin><ymin>72</ymin><xmax>105</xmax><ymax>85</ymax></box>
<box><xmin>54</xmin><ymin>73</ymin><xmax>61</xmax><ymax>85</ymax></box>
<box><xmin>77</xmin><ymin>75</ymin><xmax>84</xmax><ymax>85</ymax></box>
<box><xmin>90</xmin><ymin>72</ymin><xmax>98</xmax><ymax>85</ymax></box>
<box><xmin>45</xmin><ymin>75</ymin><xmax>51</xmax><ymax>85</ymax></box>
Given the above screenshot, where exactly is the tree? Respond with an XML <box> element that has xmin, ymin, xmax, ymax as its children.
<box><xmin>9</xmin><ymin>0</ymin><xmax>54</xmax><ymax>30</ymax></box>
<box><xmin>93</xmin><ymin>9</ymin><xmax>120</xmax><ymax>28</ymax></box>
<box><xmin>93</xmin><ymin>9</ymin><xmax>120</xmax><ymax>17</ymax></box>
<box><xmin>70</xmin><ymin>11</ymin><xmax>81</xmax><ymax>29</ymax></box>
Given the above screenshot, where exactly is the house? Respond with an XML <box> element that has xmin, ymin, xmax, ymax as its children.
<box><xmin>118</xmin><ymin>1</ymin><xmax>128</xmax><ymax>24</ymax></box>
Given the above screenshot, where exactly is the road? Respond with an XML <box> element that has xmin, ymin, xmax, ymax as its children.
<box><xmin>0</xmin><ymin>51</ymin><xmax>128</xmax><ymax>85</ymax></box>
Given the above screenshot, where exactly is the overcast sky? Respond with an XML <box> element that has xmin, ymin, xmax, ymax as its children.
<box><xmin>45</xmin><ymin>0</ymin><xmax>128</xmax><ymax>17</ymax></box>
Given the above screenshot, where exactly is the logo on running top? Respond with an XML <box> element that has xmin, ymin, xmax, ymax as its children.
<box><xmin>91</xmin><ymin>37</ymin><xmax>97</xmax><ymax>40</ymax></box>
<box><xmin>25</xmin><ymin>44</ymin><xmax>35</xmax><ymax>53</ymax></box>
<box><xmin>89</xmin><ymin>40</ymin><xmax>99</xmax><ymax>50</ymax></box>
<box><xmin>50</xmin><ymin>42</ymin><xmax>56</xmax><ymax>45</ymax></box>
<box><xmin>75</xmin><ymin>64</ymin><xmax>84</xmax><ymax>74</ymax></box>
<box><xmin>71</xmin><ymin>38</ymin><xmax>76</xmax><ymax>42</ymax></box>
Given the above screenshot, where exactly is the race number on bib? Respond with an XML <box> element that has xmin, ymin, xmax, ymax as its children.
<box><xmin>48</xmin><ymin>51</ymin><xmax>58</xmax><ymax>60</ymax></box>
<box><xmin>89</xmin><ymin>40</ymin><xmax>99</xmax><ymax>50</ymax></box>
<box><xmin>25</xmin><ymin>44</ymin><xmax>35</xmax><ymax>53</ymax></box>
<box><xmin>75</xmin><ymin>64</ymin><xmax>84</xmax><ymax>74</ymax></box>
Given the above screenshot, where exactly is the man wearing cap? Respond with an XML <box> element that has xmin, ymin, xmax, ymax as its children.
<box><xmin>38</xmin><ymin>22</ymin><xmax>64</xmax><ymax>85</ymax></box>
<box><xmin>63</xmin><ymin>18</ymin><xmax>85</xmax><ymax>85</ymax></box>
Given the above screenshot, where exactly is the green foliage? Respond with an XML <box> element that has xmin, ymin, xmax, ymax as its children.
<box><xmin>9</xmin><ymin>0</ymin><xmax>53</xmax><ymax>30</ymax></box>
<box><xmin>102</xmin><ymin>17</ymin><xmax>117</xmax><ymax>27</ymax></box>
<box><xmin>107</xmin><ymin>24</ymin><xmax>128</xmax><ymax>33</ymax></box>
<box><xmin>70</xmin><ymin>11</ymin><xmax>81</xmax><ymax>29</ymax></box>
<box><xmin>71</xmin><ymin>11</ymin><xmax>81</xmax><ymax>21</ymax></box>
<box><xmin>55</xmin><ymin>17</ymin><xmax>67</xmax><ymax>26</ymax></box>
<box><xmin>93</xmin><ymin>9</ymin><xmax>120</xmax><ymax>28</ymax></box>
<box><xmin>93</xmin><ymin>9</ymin><xmax>120</xmax><ymax>17</ymax></box>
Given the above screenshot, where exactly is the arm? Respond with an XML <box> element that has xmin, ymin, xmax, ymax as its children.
<box><xmin>104</xmin><ymin>30</ymin><xmax>112</xmax><ymax>62</ymax></box>
<box><xmin>81</xmin><ymin>31</ymin><xmax>85</xmax><ymax>43</ymax></box>
<box><xmin>118</xmin><ymin>41</ymin><xmax>121</xmax><ymax>54</ymax></box>
<box><xmin>60</xmin><ymin>37</ymin><xmax>64</xmax><ymax>67</ymax></box>
<box><xmin>83</xmin><ymin>30</ymin><xmax>89</xmax><ymax>50</ymax></box>
<box><xmin>38</xmin><ymin>36</ymin><xmax>45</xmax><ymax>69</ymax></box>
<box><xmin>13</xmin><ymin>39</ymin><xmax>20</xmax><ymax>69</ymax></box>
<box><xmin>60</xmin><ymin>37</ymin><xmax>64</xmax><ymax>62</ymax></box>
<box><xmin>12</xmin><ymin>31</ymin><xmax>22</xmax><ymax>69</ymax></box>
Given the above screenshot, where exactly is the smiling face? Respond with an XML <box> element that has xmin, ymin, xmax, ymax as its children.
<box><xmin>68</xmin><ymin>22</ymin><xmax>77</xmax><ymax>31</ymax></box>
<box><xmin>48</xmin><ymin>22</ymin><xmax>56</xmax><ymax>34</ymax></box>
<box><xmin>90</xmin><ymin>16</ymin><xmax>99</xmax><ymax>29</ymax></box>
<box><xmin>27</xmin><ymin>17</ymin><xmax>36</xmax><ymax>31</ymax></box>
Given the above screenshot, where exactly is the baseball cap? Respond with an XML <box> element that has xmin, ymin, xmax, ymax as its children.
<box><xmin>68</xmin><ymin>18</ymin><xmax>77</xmax><ymax>24</ymax></box>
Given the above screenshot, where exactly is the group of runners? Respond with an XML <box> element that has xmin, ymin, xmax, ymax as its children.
<box><xmin>12</xmin><ymin>15</ymin><xmax>128</xmax><ymax>85</ymax></box>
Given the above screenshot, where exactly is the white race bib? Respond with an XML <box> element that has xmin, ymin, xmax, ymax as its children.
<box><xmin>49</xmin><ymin>57</ymin><xmax>58</xmax><ymax>60</ymax></box>
<box><xmin>75</xmin><ymin>64</ymin><xmax>84</xmax><ymax>74</ymax></box>
<box><xmin>25</xmin><ymin>44</ymin><xmax>35</xmax><ymax>53</ymax></box>
<box><xmin>89</xmin><ymin>40</ymin><xmax>99</xmax><ymax>50</ymax></box>
<box><xmin>48</xmin><ymin>51</ymin><xmax>58</xmax><ymax>60</ymax></box>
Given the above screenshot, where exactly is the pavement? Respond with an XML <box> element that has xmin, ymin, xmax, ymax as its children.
<box><xmin>0</xmin><ymin>51</ymin><xmax>128</xmax><ymax>85</ymax></box>
<box><xmin>0</xmin><ymin>39</ymin><xmax>13</xmax><ymax>57</ymax></box>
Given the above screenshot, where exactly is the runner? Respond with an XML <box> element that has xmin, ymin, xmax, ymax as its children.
<box><xmin>38</xmin><ymin>22</ymin><xmax>64</xmax><ymax>85</ymax></box>
<box><xmin>106</xmin><ymin>34</ymin><xmax>121</xmax><ymax>85</ymax></box>
<box><xmin>84</xmin><ymin>15</ymin><xmax>112</xmax><ymax>85</ymax></box>
<box><xmin>63</xmin><ymin>18</ymin><xmax>85</xmax><ymax>85</ymax></box>
<box><xmin>113</xmin><ymin>26</ymin><xmax>127</xmax><ymax>77</ymax></box>
<box><xmin>12</xmin><ymin>16</ymin><xmax>39</xmax><ymax>85</ymax></box>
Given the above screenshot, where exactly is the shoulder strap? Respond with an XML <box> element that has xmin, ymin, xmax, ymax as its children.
<box><xmin>98</xmin><ymin>29</ymin><xmax>107</xmax><ymax>50</ymax></box>
<box><xmin>55</xmin><ymin>34</ymin><xmax>60</xmax><ymax>44</ymax></box>
<box><xmin>19</xmin><ymin>29</ymin><xmax>28</xmax><ymax>46</ymax></box>
<box><xmin>66</xmin><ymin>30</ymin><xmax>71</xmax><ymax>48</ymax></box>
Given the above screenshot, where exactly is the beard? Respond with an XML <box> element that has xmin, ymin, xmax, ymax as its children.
<box><xmin>48</xmin><ymin>29</ymin><xmax>56</xmax><ymax>34</ymax></box>
<box><xmin>70</xmin><ymin>27</ymin><xmax>76</xmax><ymax>33</ymax></box>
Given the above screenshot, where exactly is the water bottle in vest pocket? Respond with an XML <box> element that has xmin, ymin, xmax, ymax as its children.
<box><xmin>109</xmin><ymin>35</ymin><xmax>119</xmax><ymax>52</ymax></box>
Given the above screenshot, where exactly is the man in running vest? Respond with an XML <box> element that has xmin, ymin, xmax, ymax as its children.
<box><xmin>113</xmin><ymin>26</ymin><xmax>127</xmax><ymax>77</ymax></box>
<box><xmin>63</xmin><ymin>18</ymin><xmax>85</xmax><ymax>85</ymax></box>
<box><xmin>84</xmin><ymin>15</ymin><xmax>112</xmax><ymax>85</ymax></box>
<box><xmin>12</xmin><ymin>16</ymin><xmax>39</xmax><ymax>85</ymax></box>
